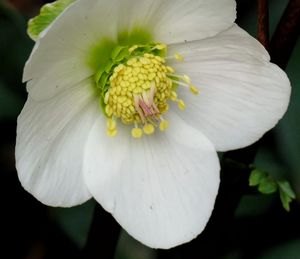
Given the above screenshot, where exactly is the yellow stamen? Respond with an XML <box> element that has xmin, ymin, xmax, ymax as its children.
<box><xmin>170</xmin><ymin>91</ymin><xmax>178</xmax><ymax>101</ymax></box>
<box><xmin>155</xmin><ymin>43</ymin><xmax>167</xmax><ymax>50</ymax></box>
<box><xmin>102</xmin><ymin>45</ymin><xmax>196</xmax><ymax>138</ymax></box>
<box><xmin>159</xmin><ymin>120</ymin><xmax>169</xmax><ymax>131</ymax></box>
<box><xmin>183</xmin><ymin>75</ymin><xmax>191</xmax><ymax>84</ymax></box>
<box><xmin>178</xmin><ymin>99</ymin><xmax>186</xmax><ymax>110</ymax></box>
<box><xmin>131</xmin><ymin>127</ymin><xmax>143</xmax><ymax>138</ymax></box>
<box><xmin>105</xmin><ymin>105</ymin><xmax>113</xmax><ymax>117</ymax></box>
<box><xmin>107</xmin><ymin>118</ymin><xmax>116</xmax><ymax>130</ymax></box>
<box><xmin>189</xmin><ymin>85</ymin><xmax>200</xmax><ymax>95</ymax></box>
<box><xmin>104</xmin><ymin>92</ymin><xmax>110</xmax><ymax>104</ymax></box>
<box><xmin>107</xmin><ymin>129</ymin><xmax>117</xmax><ymax>137</ymax></box>
<box><xmin>106</xmin><ymin>53</ymin><xmax>173</xmax><ymax>125</ymax></box>
<box><xmin>174</xmin><ymin>53</ymin><xmax>184</xmax><ymax>61</ymax></box>
<box><xmin>143</xmin><ymin>124</ymin><xmax>155</xmax><ymax>135</ymax></box>
<box><xmin>129</xmin><ymin>45</ymin><xmax>139</xmax><ymax>52</ymax></box>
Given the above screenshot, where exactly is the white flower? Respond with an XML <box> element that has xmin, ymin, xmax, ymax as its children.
<box><xmin>16</xmin><ymin>0</ymin><xmax>291</xmax><ymax>249</ymax></box>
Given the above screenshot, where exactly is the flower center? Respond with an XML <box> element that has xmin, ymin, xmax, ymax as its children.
<box><xmin>95</xmin><ymin>43</ymin><xmax>199</xmax><ymax>138</ymax></box>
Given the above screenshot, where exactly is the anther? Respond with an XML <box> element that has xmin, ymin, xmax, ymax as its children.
<box><xmin>170</xmin><ymin>91</ymin><xmax>178</xmax><ymax>101</ymax></box>
<box><xmin>174</xmin><ymin>53</ymin><xmax>184</xmax><ymax>61</ymax></box>
<box><xmin>171</xmin><ymin>79</ymin><xmax>189</xmax><ymax>88</ymax></box>
<box><xmin>178</xmin><ymin>99</ymin><xmax>186</xmax><ymax>110</ymax></box>
<box><xmin>189</xmin><ymin>85</ymin><xmax>200</xmax><ymax>95</ymax></box>
<box><xmin>104</xmin><ymin>92</ymin><xmax>110</xmax><ymax>104</ymax></box>
<box><xmin>107</xmin><ymin>118</ymin><xmax>116</xmax><ymax>130</ymax></box>
<box><xmin>159</xmin><ymin>120</ymin><xmax>169</xmax><ymax>131</ymax></box>
<box><xmin>129</xmin><ymin>45</ymin><xmax>139</xmax><ymax>53</ymax></box>
<box><xmin>182</xmin><ymin>75</ymin><xmax>191</xmax><ymax>84</ymax></box>
<box><xmin>143</xmin><ymin>124</ymin><xmax>155</xmax><ymax>135</ymax></box>
<box><xmin>153</xmin><ymin>43</ymin><xmax>167</xmax><ymax>50</ymax></box>
<box><xmin>131</xmin><ymin>127</ymin><xmax>143</xmax><ymax>138</ymax></box>
<box><xmin>107</xmin><ymin>128</ymin><xmax>118</xmax><ymax>137</ymax></box>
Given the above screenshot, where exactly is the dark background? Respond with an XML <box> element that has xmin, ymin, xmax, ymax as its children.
<box><xmin>0</xmin><ymin>0</ymin><xmax>299</xmax><ymax>258</ymax></box>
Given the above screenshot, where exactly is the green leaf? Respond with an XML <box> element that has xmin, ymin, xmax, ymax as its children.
<box><xmin>279</xmin><ymin>188</ymin><xmax>292</xmax><ymax>212</ymax></box>
<box><xmin>258</xmin><ymin>177</ymin><xmax>278</xmax><ymax>194</ymax></box>
<box><xmin>27</xmin><ymin>0</ymin><xmax>75</xmax><ymax>40</ymax></box>
<box><xmin>249</xmin><ymin>169</ymin><xmax>267</xmax><ymax>186</ymax></box>
<box><xmin>277</xmin><ymin>180</ymin><xmax>296</xmax><ymax>199</ymax></box>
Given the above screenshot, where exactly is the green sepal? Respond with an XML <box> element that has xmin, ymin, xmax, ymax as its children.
<box><xmin>258</xmin><ymin>177</ymin><xmax>278</xmax><ymax>194</ymax></box>
<box><xmin>249</xmin><ymin>167</ymin><xmax>296</xmax><ymax>212</ymax></box>
<box><xmin>99</xmin><ymin>72</ymin><xmax>110</xmax><ymax>91</ymax></box>
<box><xmin>279</xmin><ymin>188</ymin><xmax>293</xmax><ymax>212</ymax></box>
<box><xmin>104</xmin><ymin>62</ymin><xmax>115</xmax><ymax>74</ymax></box>
<box><xmin>249</xmin><ymin>169</ymin><xmax>277</xmax><ymax>194</ymax></box>
<box><xmin>249</xmin><ymin>169</ymin><xmax>268</xmax><ymax>186</ymax></box>
<box><xmin>277</xmin><ymin>180</ymin><xmax>296</xmax><ymax>199</ymax></box>
<box><xmin>278</xmin><ymin>180</ymin><xmax>296</xmax><ymax>211</ymax></box>
<box><xmin>111</xmin><ymin>46</ymin><xmax>127</xmax><ymax>60</ymax></box>
<box><xmin>99</xmin><ymin>96</ymin><xmax>107</xmax><ymax>118</ymax></box>
<box><xmin>114</xmin><ymin>48</ymin><xmax>130</xmax><ymax>62</ymax></box>
<box><xmin>27</xmin><ymin>0</ymin><xmax>75</xmax><ymax>41</ymax></box>
<box><xmin>94</xmin><ymin>68</ymin><xmax>105</xmax><ymax>86</ymax></box>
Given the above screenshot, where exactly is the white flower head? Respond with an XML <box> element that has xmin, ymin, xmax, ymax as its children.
<box><xmin>16</xmin><ymin>0</ymin><xmax>291</xmax><ymax>249</ymax></box>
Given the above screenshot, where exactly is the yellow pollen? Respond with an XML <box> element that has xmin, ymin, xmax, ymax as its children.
<box><xmin>107</xmin><ymin>128</ymin><xmax>117</xmax><ymax>137</ymax></box>
<box><xmin>143</xmin><ymin>124</ymin><xmax>155</xmax><ymax>135</ymax></box>
<box><xmin>155</xmin><ymin>43</ymin><xmax>167</xmax><ymax>50</ymax></box>
<box><xmin>170</xmin><ymin>91</ymin><xmax>178</xmax><ymax>101</ymax></box>
<box><xmin>129</xmin><ymin>45</ymin><xmax>139</xmax><ymax>52</ymax></box>
<box><xmin>174</xmin><ymin>53</ymin><xmax>184</xmax><ymax>61</ymax></box>
<box><xmin>159</xmin><ymin>120</ymin><xmax>169</xmax><ymax>131</ymax></box>
<box><xmin>183</xmin><ymin>75</ymin><xmax>191</xmax><ymax>84</ymax></box>
<box><xmin>107</xmin><ymin>118</ymin><xmax>116</xmax><ymax>130</ymax></box>
<box><xmin>106</xmin><ymin>53</ymin><xmax>173</xmax><ymax>126</ymax></box>
<box><xmin>189</xmin><ymin>85</ymin><xmax>200</xmax><ymax>95</ymax></box>
<box><xmin>178</xmin><ymin>99</ymin><xmax>186</xmax><ymax>110</ymax></box>
<box><xmin>101</xmin><ymin>47</ymin><xmax>199</xmax><ymax>138</ymax></box>
<box><xmin>104</xmin><ymin>92</ymin><xmax>110</xmax><ymax>104</ymax></box>
<box><xmin>131</xmin><ymin>127</ymin><xmax>143</xmax><ymax>138</ymax></box>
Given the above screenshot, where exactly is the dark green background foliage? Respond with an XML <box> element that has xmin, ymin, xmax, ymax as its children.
<box><xmin>0</xmin><ymin>0</ymin><xmax>299</xmax><ymax>258</ymax></box>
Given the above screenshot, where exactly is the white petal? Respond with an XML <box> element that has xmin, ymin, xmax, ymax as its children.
<box><xmin>150</xmin><ymin>0</ymin><xmax>236</xmax><ymax>44</ymax></box>
<box><xmin>16</xmin><ymin>79</ymin><xmax>98</xmax><ymax>207</ymax></box>
<box><xmin>83</xmin><ymin>112</ymin><xmax>220</xmax><ymax>249</ymax></box>
<box><xmin>24</xmin><ymin>0</ymin><xmax>236</xmax><ymax>100</ymax></box>
<box><xmin>23</xmin><ymin>0</ymin><xmax>97</xmax><ymax>100</ymax></box>
<box><xmin>169</xmin><ymin>25</ymin><xmax>291</xmax><ymax>151</ymax></box>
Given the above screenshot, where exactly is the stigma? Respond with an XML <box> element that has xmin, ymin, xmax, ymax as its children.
<box><xmin>102</xmin><ymin>44</ymin><xmax>199</xmax><ymax>138</ymax></box>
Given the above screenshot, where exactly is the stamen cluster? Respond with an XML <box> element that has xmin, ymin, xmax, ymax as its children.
<box><xmin>102</xmin><ymin>46</ymin><xmax>199</xmax><ymax>138</ymax></box>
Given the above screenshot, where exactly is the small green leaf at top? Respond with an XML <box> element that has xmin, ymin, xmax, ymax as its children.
<box><xmin>27</xmin><ymin>0</ymin><xmax>75</xmax><ymax>41</ymax></box>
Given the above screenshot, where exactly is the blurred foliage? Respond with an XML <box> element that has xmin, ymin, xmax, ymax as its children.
<box><xmin>0</xmin><ymin>2</ymin><xmax>32</xmax><ymax>119</ymax></box>
<box><xmin>48</xmin><ymin>199</ymin><xmax>96</xmax><ymax>248</ymax></box>
<box><xmin>258</xmin><ymin>239</ymin><xmax>300</xmax><ymax>259</ymax></box>
<box><xmin>249</xmin><ymin>168</ymin><xmax>296</xmax><ymax>211</ymax></box>
<box><xmin>0</xmin><ymin>0</ymin><xmax>299</xmax><ymax>259</ymax></box>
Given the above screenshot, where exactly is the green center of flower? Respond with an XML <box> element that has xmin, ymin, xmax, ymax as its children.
<box><xmin>93</xmin><ymin>41</ymin><xmax>199</xmax><ymax>138</ymax></box>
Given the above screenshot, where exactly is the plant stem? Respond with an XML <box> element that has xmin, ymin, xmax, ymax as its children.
<box><xmin>270</xmin><ymin>0</ymin><xmax>300</xmax><ymax>69</ymax></box>
<box><xmin>258</xmin><ymin>0</ymin><xmax>269</xmax><ymax>49</ymax></box>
